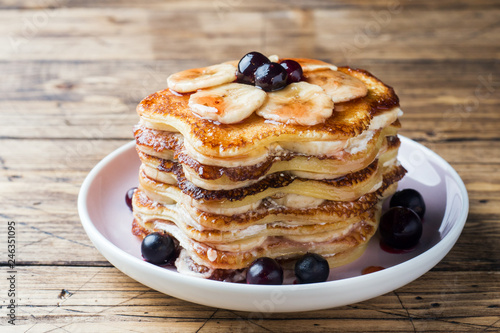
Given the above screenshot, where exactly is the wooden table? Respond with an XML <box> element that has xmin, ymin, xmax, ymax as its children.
<box><xmin>1</xmin><ymin>0</ymin><xmax>499</xmax><ymax>332</ymax></box>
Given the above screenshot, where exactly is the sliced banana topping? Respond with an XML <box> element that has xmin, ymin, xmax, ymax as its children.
<box><xmin>167</xmin><ymin>63</ymin><xmax>237</xmax><ymax>93</ymax></box>
<box><xmin>289</xmin><ymin>58</ymin><xmax>338</xmax><ymax>72</ymax></box>
<box><xmin>188</xmin><ymin>83</ymin><xmax>267</xmax><ymax>124</ymax></box>
<box><xmin>305</xmin><ymin>69</ymin><xmax>368</xmax><ymax>103</ymax></box>
<box><xmin>268</xmin><ymin>54</ymin><xmax>280</xmax><ymax>63</ymax></box>
<box><xmin>256</xmin><ymin>81</ymin><xmax>334</xmax><ymax>126</ymax></box>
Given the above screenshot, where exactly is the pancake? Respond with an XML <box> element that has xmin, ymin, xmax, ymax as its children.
<box><xmin>135</xmin><ymin>119</ymin><xmax>400</xmax><ymax>176</ymax></box>
<box><xmin>136</xmin><ymin>131</ymin><xmax>400</xmax><ymax>191</ymax></box>
<box><xmin>136</xmin><ymin>67</ymin><xmax>399</xmax><ymax>159</ymax></box>
<box><xmin>132</xmin><ymin>166</ymin><xmax>404</xmax><ymax>240</ymax></box>
<box><xmin>131</xmin><ymin>55</ymin><xmax>406</xmax><ymax>281</ymax></box>
<box><xmin>133</xmin><ymin>164</ymin><xmax>405</xmax><ymax>232</ymax></box>
<box><xmin>133</xmin><ymin>206</ymin><xmax>381</xmax><ymax>271</ymax></box>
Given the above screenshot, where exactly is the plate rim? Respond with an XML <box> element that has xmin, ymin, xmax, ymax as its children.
<box><xmin>78</xmin><ymin>135</ymin><xmax>469</xmax><ymax>311</ymax></box>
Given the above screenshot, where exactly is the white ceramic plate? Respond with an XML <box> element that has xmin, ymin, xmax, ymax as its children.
<box><xmin>78</xmin><ymin>136</ymin><xmax>468</xmax><ymax>312</ymax></box>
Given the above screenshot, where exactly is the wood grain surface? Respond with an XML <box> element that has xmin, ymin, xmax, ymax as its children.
<box><xmin>0</xmin><ymin>0</ymin><xmax>499</xmax><ymax>332</ymax></box>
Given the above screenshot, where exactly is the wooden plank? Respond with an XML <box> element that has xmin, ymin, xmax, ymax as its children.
<box><xmin>1</xmin><ymin>59</ymin><xmax>498</xmax><ymax>142</ymax></box>
<box><xmin>2</xmin><ymin>59</ymin><xmax>496</xmax><ymax>100</ymax></box>
<box><xmin>4</xmin><ymin>266</ymin><xmax>498</xmax><ymax>331</ymax></box>
<box><xmin>1</xmin><ymin>7</ymin><xmax>499</xmax><ymax>61</ymax></box>
<box><xmin>0</xmin><ymin>8</ymin><xmax>263</xmax><ymax>61</ymax></box>
<box><xmin>2</xmin><ymin>0</ymin><xmax>500</xmax><ymax>11</ymax></box>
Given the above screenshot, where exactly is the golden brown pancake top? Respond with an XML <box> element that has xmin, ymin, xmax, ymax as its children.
<box><xmin>137</xmin><ymin>65</ymin><xmax>399</xmax><ymax>158</ymax></box>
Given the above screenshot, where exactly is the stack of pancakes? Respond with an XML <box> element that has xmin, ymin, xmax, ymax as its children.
<box><xmin>132</xmin><ymin>58</ymin><xmax>406</xmax><ymax>280</ymax></box>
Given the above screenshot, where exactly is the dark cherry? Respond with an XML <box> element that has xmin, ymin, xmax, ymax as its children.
<box><xmin>279</xmin><ymin>59</ymin><xmax>303</xmax><ymax>83</ymax></box>
<box><xmin>141</xmin><ymin>232</ymin><xmax>176</xmax><ymax>265</ymax></box>
<box><xmin>380</xmin><ymin>240</ymin><xmax>416</xmax><ymax>254</ymax></box>
<box><xmin>125</xmin><ymin>187</ymin><xmax>137</xmax><ymax>211</ymax></box>
<box><xmin>254</xmin><ymin>62</ymin><xmax>288</xmax><ymax>92</ymax></box>
<box><xmin>237</xmin><ymin>52</ymin><xmax>270</xmax><ymax>85</ymax></box>
<box><xmin>379</xmin><ymin>207</ymin><xmax>423</xmax><ymax>250</ymax></box>
<box><xmin>294</xmin><ymin>253</ymin><xmax>330</xmax><ymax>284</ymax></box>
<box><xmin>390</xmin><ymin>189</ymin><xmax>426</xmax><ymax>219</ymax></box>
<box><xmin>246</xmin><ymin>257</ymin><xmax>283</xmax><ymax>285</ymax></box>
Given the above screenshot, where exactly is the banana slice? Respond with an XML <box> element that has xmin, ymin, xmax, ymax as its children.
<box><xmin>305</xmin><ymin>69</ymin><xmax>367</xmax><ymax>103</ymax></box>
<box><xmin>268</xmin><ymin>54</ymin><xmax>280</xmax><ymax>63</ymax></box>
<box><xmin>167</xmin><ymin>63</ymin><xmax>237</xmax><ymax>93</ymax></box>
<box><xmin>256</xmin><ymin>81</ymin><xmax>334</xmax><ymax>126</ymax></box>
<box><xmin>283</xmin><ymin>58</ymin><xmax>338</xmax><ymax>72</ymax></box>
<box><xmin>188</xmin><ymin>83</ymin><xmax>267</xmax><ymax>124</ymax></box>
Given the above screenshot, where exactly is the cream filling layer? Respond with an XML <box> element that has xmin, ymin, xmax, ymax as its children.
<box><xmin>173</xmin><ymin>132</ymin><xmax>394</xmax><ymax>190</ymax></box>
<box><xmin>175</xmin><ymin>249</ymin><xmax>213</xmax><ymax>279</ymax></box>
<box><xmin>279</xmin><ymin>107</ymin><xmax>400</xmax><ymax>156</ymax></box>
<box><xmin>270</xmin><ymin>193</ymin><xmax>325</xmax><ymax>209</ymax></box>
<box><xmin>139</xmin><ymin>160</ymin><xmax>397</xmax><ymax>218</ymax></box>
